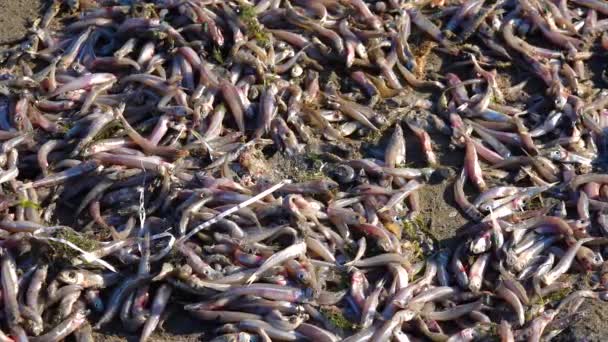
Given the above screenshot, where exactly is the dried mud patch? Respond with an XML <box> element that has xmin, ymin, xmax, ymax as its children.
<box><xmin>555</xmin><ymin>300</ymin><xmax>608</xmax><ymax>342</ymax></box>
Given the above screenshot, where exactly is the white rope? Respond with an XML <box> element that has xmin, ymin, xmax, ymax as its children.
<box><xmin>178</xmin><ymin>179</ymin><xmax>291</xmax><ymax>243</ymax></box>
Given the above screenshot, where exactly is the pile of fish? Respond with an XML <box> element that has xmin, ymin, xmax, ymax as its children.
<box><xmin>1</xmin><ymin>0</ymin><xmax>608</xmax><ymax>340</ymax></box>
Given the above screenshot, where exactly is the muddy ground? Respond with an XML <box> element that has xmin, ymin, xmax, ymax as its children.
<box><xmin>0</xmin><ymin>0</ymin><xmax>43</xmax><ymax>45</ymax></box>
<box><xmin>1</xmin><ymin>0</ymin><xmax>608</xmax><ymax>341</ymax></box>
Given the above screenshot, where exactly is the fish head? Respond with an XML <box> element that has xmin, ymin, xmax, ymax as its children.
<box><xmin>57</xmin><ymin>269</ymin><xmax>86</xmax><ymax>285</ymax></box>
<box><xmin>296</xmin><ymin>269</ymin><xmax>311</xmax><ymax>284</ymax></box>
<box><xmin>479</xmin><ymin>201</ymin><xmax>493</xmax><ymax>212</ymax></box>
<box><xmin>581</xmin><ymin>249</ymin><xmax>603</xmax><ymax>270</ymax></box>
<box><xmin>469</xmin><ymin>234</ymin><xmax>491</xmax><ymax>254</ymax></box>
<box><xmin>322</xmin><ymin>179</ymin><xmax>340</xmax><ymax>191</ymax></box>
<box><xmin>546</xmin><ymin>147</ymin><xmax>566</xmax><ymax>161</ymax></box>
<box><xmin>327</xmin><ymin>164</ymin><xmax>354</xmax><ymax>184</ymax></box>
<box><xmin>468</xmin><ymin>278</ymin><xmax>482</xmax><ymax>292</ymax></box>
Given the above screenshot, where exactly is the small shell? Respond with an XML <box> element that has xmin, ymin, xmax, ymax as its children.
<box><xmin>291</xmin><ymin>64</ymin><xmax>303</xmax><ymax>78</ymax></box>
<box><xmin>339</xmin><ymin>121</ymin><xmax>360</xmax><ymax>136</ymax></box>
